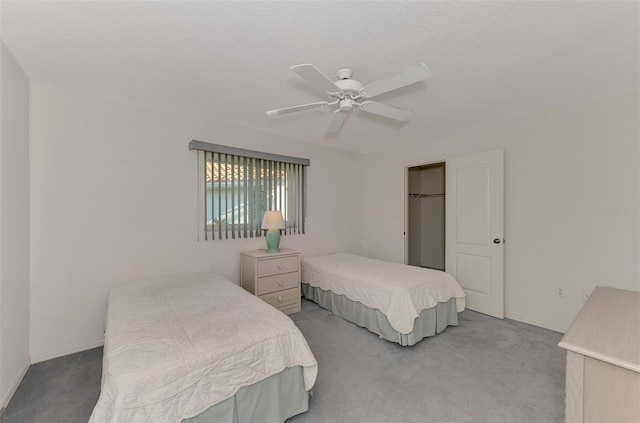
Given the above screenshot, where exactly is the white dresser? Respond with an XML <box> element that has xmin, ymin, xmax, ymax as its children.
<box><xmin>558</xmin><ymin>286</ymin><xmax>640</xmax><ymax>422</ymax></box>
<box><xmin>240</xmin><ymin>248</ymin><xmax>301</xmax><ymax>315</ymax></box>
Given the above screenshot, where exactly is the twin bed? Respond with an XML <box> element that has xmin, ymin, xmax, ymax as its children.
<box><xmin>89</xmin><ymin>272</ymin><xmax>317</xmax><ymax>423</ymax></box>
<box><xmin>302</xmin><ymin>253</ymin><xmax>466</xmax><ymax>346</ymax></box>
<box><xmin>91</xmin><ymin>254</ymin><xmax>465</xmax><ymax>422</ymax></box>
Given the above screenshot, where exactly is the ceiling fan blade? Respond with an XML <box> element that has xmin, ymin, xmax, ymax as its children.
<box><xmin>290</xmin><ymin>64</ymin><xmax>340</xmax><ymax>93</ymax></box>
<box><xmin>359</xmin><ymin>63</ymin><xmax>432</xmax><ymax>98</ymax></box>
<box><xmin>359</xmin><ymin>101</ymin><xmax>413</xmax><ymax>121</ymax></box>
<box><xmin>327</xmin><ymin>110</ymin><xmax>347</xmax><ymax>134</ymax></box>
<box><xmin>266</xmin><ymin>101</ymin><xmax>328</xmax><ymax>116</ymax></box>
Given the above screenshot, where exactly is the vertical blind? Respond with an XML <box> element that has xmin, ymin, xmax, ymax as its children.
<box><xmin>189</xmin><ymin>140</ymin><xmax>309</xmax><ymax>241</ymax></box>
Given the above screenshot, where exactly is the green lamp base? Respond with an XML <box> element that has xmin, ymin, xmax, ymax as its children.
<box><xmin>265</xmin><ymin>229</ymin><xmax>281</xmax><ymax>253</ymax></box>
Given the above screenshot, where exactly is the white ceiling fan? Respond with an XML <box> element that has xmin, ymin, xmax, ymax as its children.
<box><xmin>266</xmin><ymin>63</ymin><xmax>432</xmax><ymax>134</ymax></box>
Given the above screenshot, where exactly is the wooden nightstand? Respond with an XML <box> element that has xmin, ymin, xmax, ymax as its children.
<box><xmin>240</xmin><ymin>248</ymin><xmax>301</xmax><ymax>315</ymax></box>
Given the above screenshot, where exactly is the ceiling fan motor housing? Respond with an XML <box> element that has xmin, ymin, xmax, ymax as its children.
<box><xmin>334</xmin><ymin>79</ymin><xmax>363</xmax><ymax>94</ymax></box>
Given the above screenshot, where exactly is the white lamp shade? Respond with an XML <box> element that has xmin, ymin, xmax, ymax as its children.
<box><xmin>261</xmin><ymin>211</ymin><xmax>285</xmax><ymax>229</ymax></box>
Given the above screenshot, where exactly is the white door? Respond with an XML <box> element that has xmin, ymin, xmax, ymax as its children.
<box><xmin>445</xmin><ymin>149</ymin><xmax>504</xmax><ymax>318</ymax></box>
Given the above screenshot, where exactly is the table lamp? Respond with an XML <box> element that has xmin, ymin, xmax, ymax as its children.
<box><xmin>261</xmin><ymin>211</ymin><xmax>285</xmax><ymax>253</ymax></box>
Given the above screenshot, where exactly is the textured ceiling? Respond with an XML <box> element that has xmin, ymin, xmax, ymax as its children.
<box><xmin>1</xmin><ymin>1</ymin><xmax>638</xmax><ymax>154</ymax></box>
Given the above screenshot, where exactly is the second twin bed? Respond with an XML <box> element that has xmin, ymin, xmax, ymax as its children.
<box><xmin>301</xmin><ymin>253</ymin><xmax>466</xmax><ymax>346</ymax></box>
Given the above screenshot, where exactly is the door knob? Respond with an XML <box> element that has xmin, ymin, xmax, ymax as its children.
<box><xmin>493</xmin><ymin>238</ymin><xmax>501</xmax><ymax>244</ymax></box>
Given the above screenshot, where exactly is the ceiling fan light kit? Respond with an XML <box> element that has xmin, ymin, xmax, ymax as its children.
<box><xmin>339</xmin><ymin>97</ymin><xmax>354</xmax><ymax>112</ymax></box>
<box><xmin>266</xmin><ymin>63</ymin><xmax>432</xmax><ymax>134</ymax></box>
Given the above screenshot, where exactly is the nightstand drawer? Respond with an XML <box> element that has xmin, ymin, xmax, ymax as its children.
<box><xmin>259</xmin><ymin>287</ymin><xmax>299</xmax><ymax>309</ymax></box>
<box><xmin>257</xmin><ymin>272</ymin><xmax>299</xmax><ymax>295</ymax></box>
<box><xmin>257</xmin><ymin>256</ymin><xmax>299</xmax><ymax>277</ymax></box>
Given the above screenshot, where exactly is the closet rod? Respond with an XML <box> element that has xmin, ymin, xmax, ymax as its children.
<box><xmin>408</xmin><ymin>193</ymin><xmax>445</xmax><ymax>198</ymax></box>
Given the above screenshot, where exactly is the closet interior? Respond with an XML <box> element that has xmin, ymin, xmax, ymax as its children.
<box><xmin>407</xmin><ymin>162</ymin><xmax>445</xmax><ymax>271</ymax></box>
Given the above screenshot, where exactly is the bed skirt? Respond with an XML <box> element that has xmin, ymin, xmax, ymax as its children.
<box><xmin>184</xmin><ymin>366</ymin><xmax>309</xmax><ymax>423</ymax></box>
<box><xmin>302</xmin><ymin>283</ymin><xmax>459</xmax><ymax>346</ymax></box>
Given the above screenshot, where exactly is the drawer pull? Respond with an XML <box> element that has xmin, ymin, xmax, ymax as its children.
<box><xmin>277</xmin><ymin>280</ymin><xmax>283</xmax><ymax>286</ymax></box>
<box><xmin>277</xmin><ymin>296</ymin><xmax>283</xmax><ymax>303</ymax></box>
<box><xmin>277</xmin><ymin>263</ymin><xmax>284</xmax><ymax>269</ymax></box>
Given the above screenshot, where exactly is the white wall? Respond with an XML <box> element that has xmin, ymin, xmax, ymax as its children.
<box><xmin>29</xmin><ymin>83</ymin><xmax>363</xmax><ymax>361</ymax></box>
<box><xmin>0</xmin><ymin>42</ymin><xmax>30</xmax><ymax>409</ymax></box>
<box><xmin>361</xmin><ymin>91</ymin><xmax>640</xmax><ymax>332</ymax></box>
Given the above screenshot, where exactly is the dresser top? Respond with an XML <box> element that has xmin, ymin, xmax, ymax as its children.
<box><xmin>241</xmin><ymin>248</ymin><xmax>299</xmax><ymax>258</ymax></box>
<box><xmin>558</xmin><ymin>286</ymin><xmax>640</xmax><ymax>372</ymax></box>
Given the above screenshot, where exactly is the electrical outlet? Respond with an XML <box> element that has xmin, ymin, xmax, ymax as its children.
<box><xmin>556</xmin><ymin>287</ymin><xmax>566</xmax><ymax>297</ymax></box>
<box><xmin>581</xmin><ymin>289</ymin><xmax>591</xmax><ymax>302</ymax></box>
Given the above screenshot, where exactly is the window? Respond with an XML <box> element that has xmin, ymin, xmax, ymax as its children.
<box><xmin>189</xmin><ymin>140</ymin><xmax>309</xmax><ymax>240</ymax></box>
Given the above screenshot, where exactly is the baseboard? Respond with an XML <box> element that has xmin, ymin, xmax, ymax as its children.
<box><xmin>30</xmin><ymin>340</ymin><xmax>104</xmax><ymax>364</ymax></box>
<box><xmin>505</xmin><ymin>311</ymin><xmax>566</xmax><ymax>334</ymax></box>
<box><xmin>0</xmin><ymin>355</ymin><xmax>30</xmax><ymax>411</ymax></box>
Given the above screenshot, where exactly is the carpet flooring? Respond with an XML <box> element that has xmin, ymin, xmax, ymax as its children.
<box><xmin>1</xmin><ymin>299</ymin><xmax>566</xmax><ymax>423</ymax></box>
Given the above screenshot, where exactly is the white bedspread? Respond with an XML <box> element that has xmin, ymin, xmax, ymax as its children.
<box><xmin>302</xmin><ymin>253</ymin><xmax>466</xmax><ymax>334</ymax></box>
<box><xmin>89</xmin><ymin>272</ymin><xmax>317</xmax><ymax>423</ymax></box>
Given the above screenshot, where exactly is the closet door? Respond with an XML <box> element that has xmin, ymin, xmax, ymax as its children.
<box><xmin>446</xmin><ymin>149</ymin><xmax>504</xmax><ymax>318</ymax></box>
